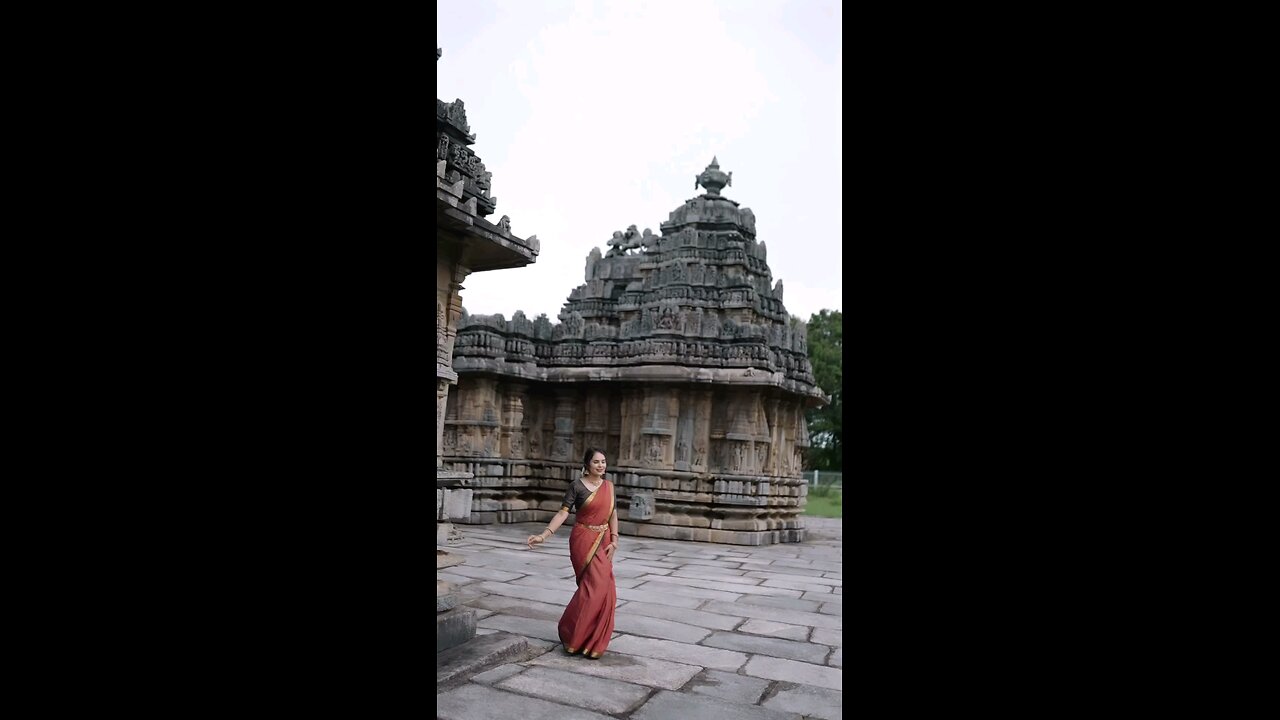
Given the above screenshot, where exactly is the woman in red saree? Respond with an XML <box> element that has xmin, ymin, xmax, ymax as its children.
<box><xmin>526</xmin><ymin>447</ymin><xmax>618</xmax><ymax>658</ymax></box>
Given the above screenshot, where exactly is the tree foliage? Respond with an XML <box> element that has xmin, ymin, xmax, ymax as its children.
<box><xmin>802</xmin><ymin>309</ymin><xmax>842</xmax><ymax>470</ymax></box>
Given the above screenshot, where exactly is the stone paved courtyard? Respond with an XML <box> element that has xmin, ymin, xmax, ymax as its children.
<box><xmin>437</xmin><ymin>517</ymin><xmax>842</xmax><ymax>720</ymax></box>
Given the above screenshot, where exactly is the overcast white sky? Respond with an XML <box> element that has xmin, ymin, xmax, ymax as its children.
<box><xmin>438</xmin><ymin>0</ymin><xmax>841</xmax><ymax>323</ymax></box>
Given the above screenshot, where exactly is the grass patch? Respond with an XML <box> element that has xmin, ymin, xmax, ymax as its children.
<box><xmin>804</xmin><ymin>485</ymin><xmax>842</xmax><ymax>518</ymax></box>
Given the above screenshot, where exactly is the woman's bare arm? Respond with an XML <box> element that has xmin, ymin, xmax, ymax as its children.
<box><xmin>527</xmin><ymin>509</ymin><xmax>569</xmax><ymax>547</ymax></box>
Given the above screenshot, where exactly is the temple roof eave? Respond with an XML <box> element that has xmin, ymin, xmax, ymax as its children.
<box><xmin>437</xmin><ymin>166</ymin><xmax>538</xmax><ymax>271</ymax></box>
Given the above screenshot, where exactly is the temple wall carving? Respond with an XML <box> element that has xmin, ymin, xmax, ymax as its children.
<box><xmin>442</xmin><ymin>379</ymin><xmax>814</xmax><ymax>545</ymax></box>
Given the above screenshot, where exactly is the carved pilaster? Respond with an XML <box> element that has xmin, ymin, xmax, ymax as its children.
<box><xmin>552</xmin><ymin>391</ymin><xmax>576</xmax><ymax>462</ymax></box>
<box><xmin>500</xmin><ymin>382</ymin><xmax>528</xmax><ymax>459</ymax></box>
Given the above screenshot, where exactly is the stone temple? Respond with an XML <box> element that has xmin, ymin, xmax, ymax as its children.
<box><xmin>443</xmin><ymin>158</ymin><xmax>827</xmax><ymax>546</ymax></box>
<box><xmin>436</xmin><ymin>47</ymin><xmax>540</xmax><ymax>653</ymax></box>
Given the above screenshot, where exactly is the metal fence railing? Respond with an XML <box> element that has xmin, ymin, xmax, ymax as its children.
<box><xmin>801</xmin><ymin>470</ymin><xmax>842</xmax><ymax>489</ymax></box>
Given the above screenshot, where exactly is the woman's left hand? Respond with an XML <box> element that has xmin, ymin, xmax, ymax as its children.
<box><xmin>604</xmin><ymin>542</ymin><xmax>616</xmax><ymax>560</ymax></box>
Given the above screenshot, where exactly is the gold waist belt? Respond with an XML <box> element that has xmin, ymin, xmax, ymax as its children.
<box><xmin>581</xmin><ymin>522</ymin><xmax>610</xmax><ymax>532</ymax></box>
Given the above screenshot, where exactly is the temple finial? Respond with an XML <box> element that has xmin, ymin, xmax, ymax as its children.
<box><xmin>695</xmin><ymin>157</ymin><xmax>732</xmax><ymax>197</ymax></box>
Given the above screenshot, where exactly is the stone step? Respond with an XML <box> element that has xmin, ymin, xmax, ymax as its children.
<box><xmin>435</xmin><ymin>631</ymin><xmax>533</xmax><ymax>691</ymax></box>
<box><xmin>437</xmin><ymin>607</ymin><xmax>477</xmax><ymax>653</ymax></box>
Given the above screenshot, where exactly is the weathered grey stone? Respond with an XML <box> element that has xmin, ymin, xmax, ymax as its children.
<box><xmin>668</xmin><ymin>569</ymin><xmax>760</xmax><ymax>584</ymax></box>
<box><xmin>700</xmin><ymin>601</ymin><xmax>842</xmax><ymax>630</ymax></box>
<box><xmin>810</xmin><ymin>627</ymin><xmax>842</xmax><ymax>647</ymax></box>
<box><xmin>762</xmin><ymin>577</ymin><xmax>836</xmax><ymax>594</ymax></box>
<box><xmin>624</xmin><ymin>550</ymin><xmax>677</xmax><ymax>560</ymax></box>
<box><xmin>675</xmin><ymin>558</ymin><xmax>749</xmax><ymax>571</ymax></box>
<box><xmin>644</xmin><ymin>575</ymin><xmax>802</xmax><ymax>598</ymax></box>
<box><xmin>436</xmin><ymin>550</ymin><xmax>467</xmax><ymax>570</ymax></box>
<box><xmin>619</xmin><ymin>601</ymin><xmax>743</xmax><ymax>630</ymax></box>
<box><xmin>438</xmin><ymin>580</ymin><xmax>459</xmax><ymax>612</ymax></box>
<box><xmin>744</xmin><ymin>567</ymin><xmax>830</xmax><ymax>579</ymax></box>
<box><xmin>613</xmin><ymin>562</ymin><xmax>675</xmax><ymax>577</ymax></box>
<box><xmin>810</xmin><ymin>591</ymin><xmax>842</xmax><ymax>604</ymax></box>
<box><xmin>443</xmin><ymin>564</ymin><xmax>526</xmax><ymax>582</ymax></box>
<box><xmin>614</xmin><ymin>577</ymin><xmax>645</xmax><ymax>588</ymax></box>
<box><xmin>828</xmin><ymin>645</ymin><xmax>842</xmax><ymax>667</ymax></box>
<box><xmin>762</xmin><ymin>683</ymin><xmax>843</xmax><ymax>720</ymax></box>
<box><xmin>738</xmin><ymin>619</ymin><xmax>811</xmax><ymax>641</ymax></box>
<box><xmin>471</xmin><ymin>662</ymin><xmax>526</xmax><ymax>685</ymax></box>
<box><xmin>436</xmin><ymin>631</ymin><xmax>529</xmax><ymax>688</ymax></box>
<box><xmin>766</xmin><ymin>558</ymin><xmax>815</xmax><ymax>570</ymax></box>
<box><xmin>733</xmin><ymin>595</ymin><xmax>823</xmax><ymax>613</ymax></box>
<box><xmin>684</xmin><ymin>668</ymin><xmax>772</xmax><ymax>704</ymax></box>
<box><xmin>819</xmin><ymin>602</ymin><xmax>842</xmax><ymax>616</ymax></box>
<box><xmin>613</xmin><ymin>614</ymin><xmax>712</xmax><ymax>643</ymax></box>
<box><xmin>466</xmin><ymin>594</ymin><xmax>569</xmax><ymax>622</ymax></box>
<box><xmin>437</xmin><ymin>607</ymin><xmax>477</xmax><ymax>652</ymax></box>
<box><xmin>477</xmin><ymin>614</ymin><xmax>564</xmax><ymax>643</ymax></box>
<box><xmin>496</xmin><ymin>666</ymin><xmax>652</xmax><ymax>715</ymax></box>
<box><xmin>743</xmin><ymin>655</ymin><xmax>842</xmax><ymax>691</ymax></box>
<box><xmin>437</xmin><ymin>571</ymin><xmax>476</xmax><ymax>585</ymax></box>
<box><xmin>666</xmin><ymin>550</ymin><xmax>729</xmax><ymax>560</ymax></box>
<box><xmin>629</xmin><ymin>491</ymin><xmax>655</xmax><ymax>520</ymax></box>
<box><xmin>700</xmin><ymin>631</ymin><xmax>830</xmax><ymax>663</ymax></box>
<box><xmin>443</xmin><ymin>488</ymin><xmax>474</xmax><ymax>520</ymax></box>
<box><xmin>633</xmin><ymin>579</ymin><xmax>744</xmax><ymax>602</ymax></box>
<box><xmin>512</xmin><ymin>574</ymin><xmax>581</xmax><ymax>592</ymax></box>
<box><xmin>615</xmin><ymin>585</ymin><xmax>706</xmax><ymax>609</ymax></box>
<box><xmin>526</xmin><ymin>646</ymin><xmax>702</xmax><ymax>690</ymax></box>
<box><xmin>473</xmin><ymin>580</ymin><xmax>574</xmax><ymax>607</ymax></box>
<box><xmin>608</xmin><ymin>634</ymin><xmax>747</xmax><ymax>671</ymax></box>
<box><xmin>436</xmin><ymin>684</ymin><xmax>613</xmax><ymax>720</ymax></box>
<box><xmin>630</xmin><ymin>690</ymin><xmax>802</xmax><ymax>720</ymax></box>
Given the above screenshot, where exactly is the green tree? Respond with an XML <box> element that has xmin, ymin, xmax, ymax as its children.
<box><xmin>802</xmin><ymin>309</ymin><xmax>842</xmax><ymax>470</ymax></box>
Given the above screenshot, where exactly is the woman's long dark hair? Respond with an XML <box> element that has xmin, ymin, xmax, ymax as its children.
<box><xmin>581</xmin><ymin>446</ymin><xmax>606</xmax><ymax>477</ymax></box>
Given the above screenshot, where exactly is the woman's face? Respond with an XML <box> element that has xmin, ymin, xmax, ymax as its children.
<box><xmin>588</xmin><ymin>452</ymin><xmax>607</xmax><ymax>477</ymax></box>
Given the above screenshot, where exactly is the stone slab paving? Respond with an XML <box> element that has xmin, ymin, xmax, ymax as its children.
<box><xmin>526</xmin><ymin>648</ymin><xmax>702</xmax><ymax>691</ymax></box>
<box><xmin>621</xmin><ymin>601</ymin><xmax>744</xmax><ymax>631</ymax></box>
<box><xmin>684</xmin><ymin>668</ymin><xmax>771</xmax><ymax>704</ymax></box>
<box><xmin>701</xmin><ymin>631</ymin><xmax>831</xmax><ymax>664</ymax></box>
<box><xmin>631</xmin><ymin>690</ymin><xmax>802</xmax><ymax>720</ymax></box>
<box><xmin>762</xmin><ymin>683</ymin><xmax>844</xmax><ymax>720</ymax></box>
<box><xmin>496</xmin><ymin>666</ymin><xmax>653</xmax><ymax>715</ymax></box>
<box><xmin>738</xmin><ymin>619</ymin><xmax>812</xmax><ymax>641</ymax></box>
<box><xmin>438</xmin><ymin>517</ymin><xmax>842</xmax><ymax>718</ymax></box>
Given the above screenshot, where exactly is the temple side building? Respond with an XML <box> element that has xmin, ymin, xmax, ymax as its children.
<box><xmin>436</xmin><ymin>48</ymin><xmax>540</xmax><ymax>653</ymax></box>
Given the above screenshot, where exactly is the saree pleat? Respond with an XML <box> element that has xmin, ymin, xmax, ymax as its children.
<box><xmin>558</xmin><ymin>480</ymin><xmax>617</xmax><ymax>658</ymax></box>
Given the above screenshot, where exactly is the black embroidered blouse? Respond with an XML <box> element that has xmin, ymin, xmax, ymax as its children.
<box><xmin>561</xmin><ymin>477</ymin><xmax>606</xmax><ymax>514</ymax></box>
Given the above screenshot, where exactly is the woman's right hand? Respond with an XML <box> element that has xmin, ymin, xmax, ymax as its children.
<box><xmin>526</xmin><ymin>534</ymin><xmax>544</xmax><ymax>548</ymax></box>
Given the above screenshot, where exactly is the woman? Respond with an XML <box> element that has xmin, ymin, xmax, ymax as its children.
<box><xmin>526</xmin><ymin>447</ymin><xmax>618</xmax><ymax>658</ymax></box>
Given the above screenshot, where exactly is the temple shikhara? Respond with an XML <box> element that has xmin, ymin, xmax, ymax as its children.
<box><xmin>441</xmin><ymin>156</ymin><xmax>827</xmax><ymax>547</ymax></box>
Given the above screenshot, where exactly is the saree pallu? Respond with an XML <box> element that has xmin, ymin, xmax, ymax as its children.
<box><xmin>558</xmin><ymin>480</ymin><xmax>617</xmax><ymax>658</ymax></box>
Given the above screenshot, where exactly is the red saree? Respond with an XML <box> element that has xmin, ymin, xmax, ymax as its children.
<box><xmin>558</xmin><ymin>480</ymin><xmax>617</xmax><ymax>658</ymax></box>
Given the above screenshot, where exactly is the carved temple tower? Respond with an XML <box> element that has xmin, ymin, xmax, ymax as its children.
<box><xmin>445</xmin><ymin>158</ymin><xmax>827</xmax><ymax>546</ymax></box>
